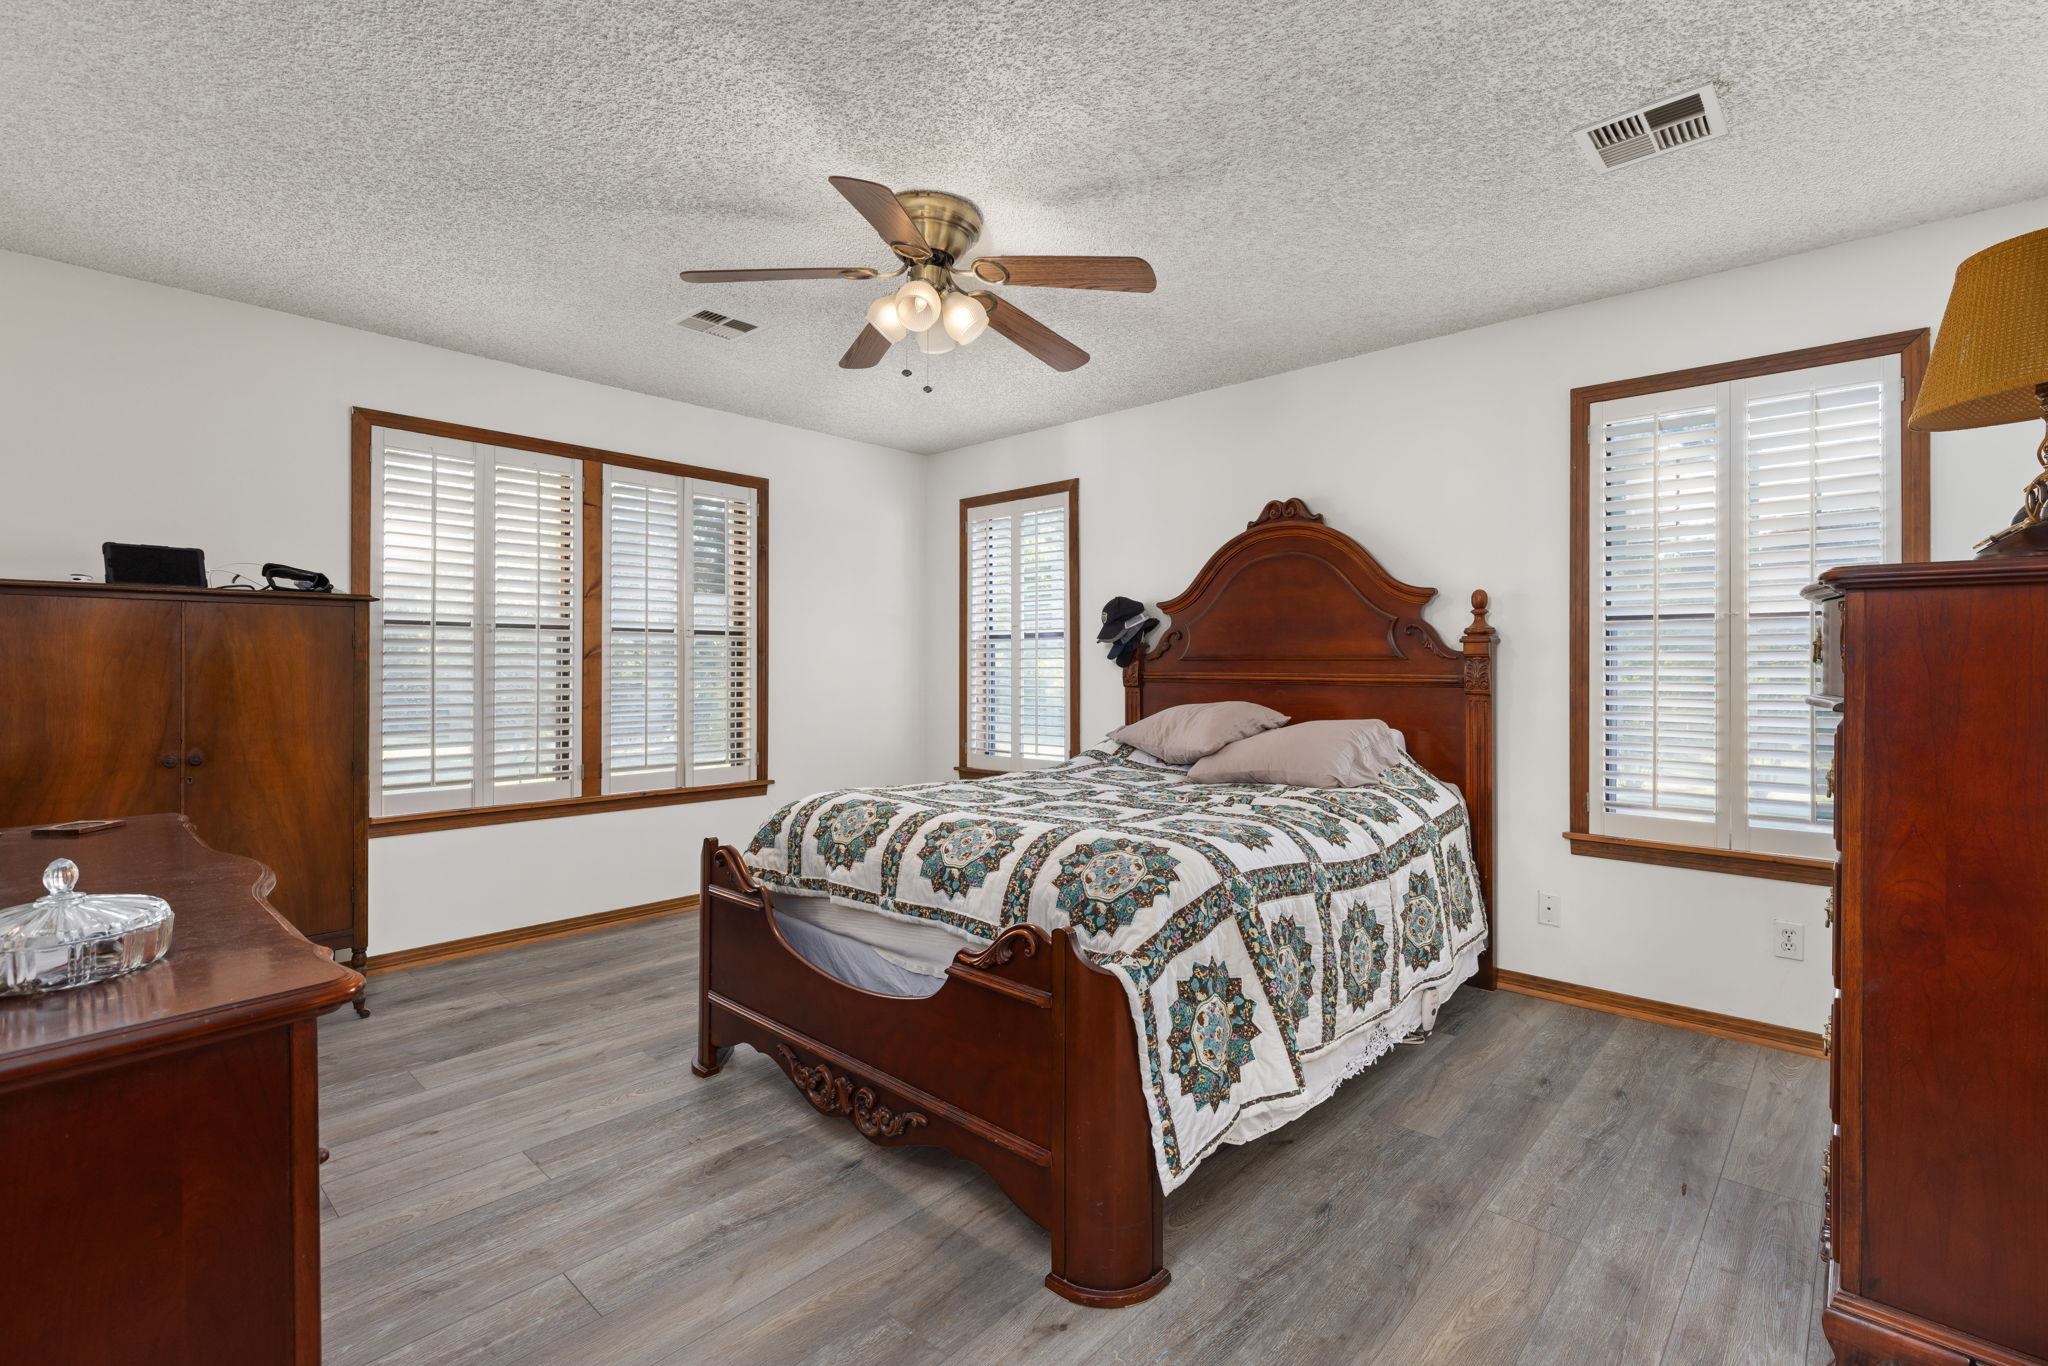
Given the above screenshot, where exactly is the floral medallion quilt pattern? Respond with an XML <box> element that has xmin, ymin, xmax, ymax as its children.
<box><xmin>744</xmin><ymin>744</ymin><xmax>1489</xmax><ymax>1191</ymax></box>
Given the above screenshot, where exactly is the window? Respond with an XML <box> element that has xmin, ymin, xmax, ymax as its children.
<box><xmin>960</xmin><ymin>481</ymin><xmax>1078</xmax><ymax>774</ymax></box>
<box><xmin>354</xmin><ymin>411</ymin><xmax>767</xmax><ymax>832</ymax></box>
<box><xmin>602</xmin><ymin>466</ymin><xmax>758</xmax><ymax>793</ymax></box>
<box><xmin>1568</xmin><ymin>332</ymin><xmax>1928</xmax><ymax>881</ymax></box>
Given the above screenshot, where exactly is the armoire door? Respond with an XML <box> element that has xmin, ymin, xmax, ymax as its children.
<box><xmin>0</xmin><ymin>593</ymin><xmax>186</xmax><ymax>826</ymax></box>
<box><xmin>181</xmin><ymin>601</ymin><xmax>357</xmax><ymax>942</ymax></box>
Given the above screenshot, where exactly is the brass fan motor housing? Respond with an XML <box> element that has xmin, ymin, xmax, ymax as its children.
<box><xmin>893</xmin><ymin>189</ymin><xmax>982</xmax><ymax>265</ymax></box>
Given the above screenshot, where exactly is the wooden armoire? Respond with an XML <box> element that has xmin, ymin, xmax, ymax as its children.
<box><xmin>1808</xmin><ymin>558</ymin><xmax>2048</xmax><ymax>1366</ymax></box>
<box><xmin>0</xmin><ymin>580</ymin><xmax>368</xmax><ymax>971</ymax></box>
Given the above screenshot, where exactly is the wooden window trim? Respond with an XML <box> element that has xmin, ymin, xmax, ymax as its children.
<box><xmin>1566</xmin><ymin>330</ymin><xmax>1928</xmax><ymax>882</ymax></box>
<box><xmin>958</xmin><ymin>479</ymin><xmax>1080</xmax><ymax>775</ymax></box>
<box><xmin>350</xmin><ymin>407</ymin><xmax>770</xmax><ymax>832</ymax></box>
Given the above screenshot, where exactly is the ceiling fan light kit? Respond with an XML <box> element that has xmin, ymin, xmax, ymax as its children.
<box><xmin>679</xmin><ymin>175</ymin><xmax>1155</xmax><ymax>380</ymax></box>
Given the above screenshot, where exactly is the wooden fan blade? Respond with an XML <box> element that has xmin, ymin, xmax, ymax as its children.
<box><xmin>981</xmin><ymin>295</ymin><xmax>1089</xmax><ymax>372</ymax></box>
<box><xmin>839</xmin><ymin>324</ymin><xmax>893</xmax><ymax>369</ymax></box>
<box><xmin>970</xmin><ymin>256</ymin><xmax>1155</xmax><ymax>292</ymax></box>
<box><xmin>829</xmin><ymin>176</ymin><xmax>932</xmax><ymax>260</ymax></box>
<box><xmin>679</xmin><ymin>266</ymin><xmax>878</xmax><ymax>282</ymax></box>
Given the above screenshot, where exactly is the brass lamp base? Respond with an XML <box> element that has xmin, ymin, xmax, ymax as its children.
<box><xmin>1976</xmin><ymin>406</ymin><xmax>2048</xmax><ymax>558</ymax></box>
<box><xmin>1976</xmin><ymin>516</ymin><xmax>2048</xmax><ymax>558</ymax></box>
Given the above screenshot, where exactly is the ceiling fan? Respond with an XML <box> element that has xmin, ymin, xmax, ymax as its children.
<box><xmin>680</xmin><ymin>175</ymin><xmax>1155</xmax><ymax>374</ymax></box>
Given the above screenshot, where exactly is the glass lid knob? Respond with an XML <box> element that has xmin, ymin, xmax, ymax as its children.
<box><xmin>43</xmin><ymin>859</ymin><xmax>80</xmax><ymax>898</ymax></box>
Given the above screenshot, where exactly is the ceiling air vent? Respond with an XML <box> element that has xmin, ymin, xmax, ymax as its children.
<box><xmin>676</xmin><ymin>309</ymin><xmax>758</xmax><ymax>340</ymax></box>
<box><xmin>1575</xmin><ymin>86</ymin><xmax>1725</xmax><ymax>172</ymax></box>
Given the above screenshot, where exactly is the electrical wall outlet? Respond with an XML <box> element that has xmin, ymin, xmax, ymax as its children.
<box><xmin>1537</xmin><ymin>892</ymin><xmax>1562</xmax><ymax>927</ymax></box>
<box><xmin>1774</xmin><ymin>921</ymin><xmax>1805</xmax><ymax>961</ymax></box>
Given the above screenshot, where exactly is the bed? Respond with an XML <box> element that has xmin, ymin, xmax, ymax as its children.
<box><xmin>692</xmin><ymin>498</ymin><xmax>1498</xmax><ymax>1306</ymax></box>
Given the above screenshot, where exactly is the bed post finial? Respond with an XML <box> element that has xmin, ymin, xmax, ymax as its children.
<box><xmin>1462</xmin><ymin>590</ymin><xmax>1495</xmax><ymax>671</ymax></box>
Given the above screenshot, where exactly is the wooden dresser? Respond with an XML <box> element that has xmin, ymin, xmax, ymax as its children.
<box><xmin>0</xmin><ymin>815</ymin><xmax>361</xmax><ymax>1365</ymax></box>
<box><xmin>0</xmin><ymin>580</ymin><xmax>369</xmax><ymax>971</ymax></box>
<box><xmin>1808</xmin><ymin>559</ymin><xmax>2048</xmax><ymax>1365</ymax></box>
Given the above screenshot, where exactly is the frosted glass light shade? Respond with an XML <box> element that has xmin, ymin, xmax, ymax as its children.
<box><xmin>865</xmin><ymin>294</ymin><xmax>907</xmax><ymax>343</ymax></box>
<box><xmin>941</xmin><ymin>292</ymin><xmax>989</xmax><ymax>345</ymax></box>
<box><xmin>915</xmin><ymin>326</ymin><xmax>956</xmax><ymax>355</ymax></box>
<box><xmin>893</xmin><ymin>279</ymin><xmax>942</xmax><ymax>332</ymax></box>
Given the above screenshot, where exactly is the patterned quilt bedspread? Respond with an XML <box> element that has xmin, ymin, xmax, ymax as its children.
<box><xmin>742</xmin><ymin>743</ymin><xmax>1489</xmax><ymax>1192</ymax></box>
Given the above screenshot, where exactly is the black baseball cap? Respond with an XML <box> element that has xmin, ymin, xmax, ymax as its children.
<box><xmin>1108</xmin><ymin>615</ymin><xmax>1158</xmax><ymax>665</ymax></box>
<box><xmin>1097</xmin><ymin>596</ymin><xmax>1145</xmax><ymax>641</ymax></box>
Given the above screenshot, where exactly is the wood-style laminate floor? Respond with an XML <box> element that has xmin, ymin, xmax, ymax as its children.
<box><xmin>319</xmin><ymin>916</ymin><xmax>1835</xmax><ymax>1365</ymax></box>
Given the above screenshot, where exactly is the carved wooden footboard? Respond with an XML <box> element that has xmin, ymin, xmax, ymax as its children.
<box><xmin>693</xmin><ymin>840</ymin><xmax>1170</xmax><ymax>1307</ymax></box>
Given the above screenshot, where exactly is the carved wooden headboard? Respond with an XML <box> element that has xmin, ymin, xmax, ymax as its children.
<box><xmin>1123</xmin><ymin>498</ymin><xmax>1498</xmax><ymax>987</ymax></box>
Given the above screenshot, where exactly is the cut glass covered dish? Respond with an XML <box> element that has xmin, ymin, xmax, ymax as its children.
<box><xmin>0</xmin><ymin>858</ymin><xmax>174</xmax><ymax>996</ymax></box>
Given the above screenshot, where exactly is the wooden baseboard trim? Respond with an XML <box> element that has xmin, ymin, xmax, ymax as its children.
<box><xmin>1496</xmin><ymin>969</ymin><xmax>1825</xmax><ymax>1058</ymax></box>
<box><xmin>364</xmin><ymin>896</ymin><xmax>696</xmax><ymax>974</ymax></box>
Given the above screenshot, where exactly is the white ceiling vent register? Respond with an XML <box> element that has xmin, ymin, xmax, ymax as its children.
<box><xmin>676</xmin><ymin>309</ymin><xmax>758</xmax><ymax>340</ymax></box>
<box><xmin>1575</xmin><ymin>86</ymin><xmax>1725</xmax><ymax>172</ymax></box>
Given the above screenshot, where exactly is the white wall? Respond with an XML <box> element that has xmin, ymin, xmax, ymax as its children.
<box><xmin>0</xmin><ymin>250</ymin><xmax>928</xmax><ymax>954</ymax></box>
<box><xmin>8</xmin><ymin>193</ymin><xmax>2041</xmax><ymax>1001</ymax></box>
<box><xmin>918</xmin><ymin>196</ymin><xmax>2048</xmax><ymax>1031</ymax></box>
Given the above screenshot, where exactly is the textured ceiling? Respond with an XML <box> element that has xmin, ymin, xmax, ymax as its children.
<box><xmin>4</xmin><ymin>1</ymin><xmax>2047</xmax><ymax>454</ymax></box>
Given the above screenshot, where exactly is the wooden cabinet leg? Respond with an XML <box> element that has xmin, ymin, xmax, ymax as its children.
<box><xmin>348</xmin><ymin>948</ymin><xmax>370</xmax><ymax>1017</ymax></box>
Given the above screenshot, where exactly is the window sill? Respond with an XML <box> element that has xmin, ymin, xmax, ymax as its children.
<box><xmin>371</xmin><ymin>779</ymin><xmax>772</xmax><ymax>837</ymax></box>
<box><xmin>1563</xmin><ymin>831</ymin><xmax>1834</xmax><ymax>886</ymax></box>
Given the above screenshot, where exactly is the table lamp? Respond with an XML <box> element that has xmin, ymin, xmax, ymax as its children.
<box><xmin>1910</xmin><ymin>225</ymin><xmax>2048</xmax><ymax>557</ymax></box>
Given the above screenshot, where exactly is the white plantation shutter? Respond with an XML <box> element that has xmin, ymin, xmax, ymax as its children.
<box><xmin>1587</xmin><ymin>354</ymin><xmax>1900</xmax><ymax>857</ymax></box>
<box><xmin>1737</xmin><ymin>361</ymin><xmax>1896</xmax><ymax>852</ymax></box>
<box><xmin>687</xmin><ymin>484</ymin><xmax>757</xmax><ymax>781</ymax></box>
<box><xmin>965</xmin><ymin>490</ymin><xmax>1072</xmax><ymax>771</ymax></box>
<box><xmin>603</xmin><ymin>472</ymin><xmax>681</xmax><ymax>789</ymax></box>
<box><xmin>603</xmin><ymin>467</ymin><xmax>759</xmax><ymax>792</ymax></box>
<box><xmin>1594</xmin><ymin>387</ymin><xmax>1724</xmax><ymax>830</ymax></box>
<box><xmin>966</xmin><ymin>512</ymin><xmax>1014</xmax><ymax>763</ymax></box>
<box><xmin>373</xmin><ymin>432</ymin><xmax>479</xmax><ymax>812</ymax></box>
<box><xmin>487</xmin><ymin>452</ymin><xmax>580</xmax><ymax>802</ymax></box>
<box><xmin>370</xmin><ymin>430</ymin><xmax>580</xmax><ymax>816</ymax></box>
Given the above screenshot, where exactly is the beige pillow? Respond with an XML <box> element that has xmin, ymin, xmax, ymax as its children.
<box><xmin>1188</xmin><ymin>719</ymin><xmax>1407</xmax><ymax>788</ymax></box>
<box><xmin>1109</xmin><ymin>701</ymin><xmax>1289</xmax><ymax>766</ymax></box>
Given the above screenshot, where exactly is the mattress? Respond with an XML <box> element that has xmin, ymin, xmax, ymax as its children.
<box><xmin>771</xmin><ymin>901</ymin><xmax>950</xmax><ymax>999</ymax></box>
<box><xmin>772</xmin><ymin>891</ymin><xmax>962</xmax><ymax>979</ymax></box>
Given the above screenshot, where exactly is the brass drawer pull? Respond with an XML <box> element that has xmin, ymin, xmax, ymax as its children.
<box><xmin>1822</xmin><ymin>1018</ymin><xmax>1832</xmax><ymax>1058</ymax></box>
<box><xmin>1823</xmin><ymin>891</ymin><xmax>1834</xmax><ymax>928</ymax></box>
<box><xmin>1825</xmin><ymin>761</ymin><xmax>1837</xmax><ymax>800</ymax></box>
<box><xmin>1812</xmin><ymin>630</ymin><xmax>1826</xmax><ymax>664</ymax></box>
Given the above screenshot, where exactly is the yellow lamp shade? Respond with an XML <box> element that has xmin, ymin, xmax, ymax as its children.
<box><xmin>1911</xmin><ymin>225</ymin><xmax>2048</xmax><ymax>431</ymax></box>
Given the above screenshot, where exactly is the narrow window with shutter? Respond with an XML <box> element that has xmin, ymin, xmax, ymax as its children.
<box><xmin>602</xmin><ymin>466</ymin><xmax>760</xmax><ymax>793</ymax></box>
<box><xmin>369</xmin><ymin>429</ymin><xmax>579</xmax><ymax>815</ymax></box>
<box><xmin>371</xmin><ymin>431</ymin><xmax>479</xmax><ymax>814</ymax></box>
<box><xmin>1585</xmin><ymin>353</ymin><xmax>1902</xmax><ymax>858</ymax></box>
<box><xmin>361</xmin><ymin>411</ymin><xmax>768</xmax><ymax>829</ymax></box>
<box><xmin>962</xmin><ymin>483</ymin><xmax>1077</xmax><ymax>773</ymax></box>
<box><xmin>486</xmin><ymin>450</ymin><xmax>580</xmax><ymax>804</ymax></box>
